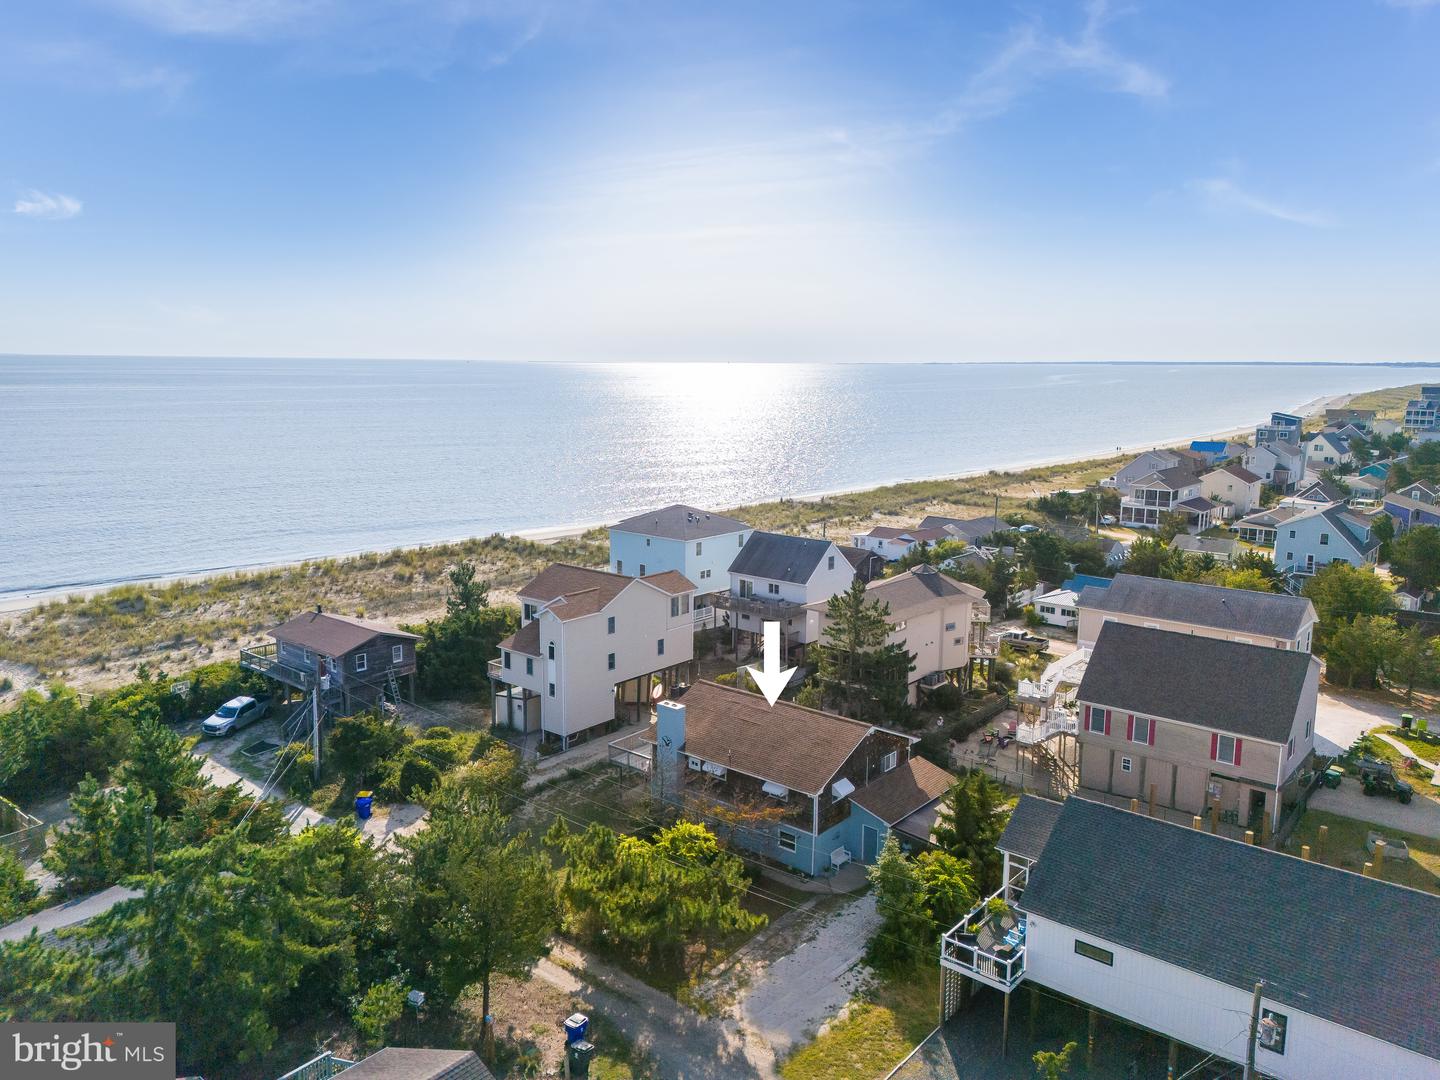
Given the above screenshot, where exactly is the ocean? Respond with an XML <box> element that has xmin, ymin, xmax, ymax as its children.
<box><xmin>0</xmin><ymin>357</ymin><xmax>1422</xmax><ymax>599</ymax></box>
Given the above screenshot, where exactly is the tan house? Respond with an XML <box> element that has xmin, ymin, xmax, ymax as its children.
<box><xmin>1075</xmin><ymin>574</ymin><xmax>1316</xmax><ymax>653</ymax></box>
<box><xmin>1075</xmin><ymin>622</ymin><xmax>1319</xmax><ymax>831</ymax></box>
<box><xmin>804</xmin><ymin>564</ymin><xmax>990</xmax><ymax>702</ymax></box>
<box><xmin>1201</xmin><ymin>463</ymin><xmax>1263</xmax><ymax>519</ymax></box>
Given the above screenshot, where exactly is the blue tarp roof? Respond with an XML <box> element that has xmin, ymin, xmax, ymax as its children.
<box><xmin>1062</xmin><ymin>573</ymin><xmax>1112</xmax><ymax>593</ymax></box>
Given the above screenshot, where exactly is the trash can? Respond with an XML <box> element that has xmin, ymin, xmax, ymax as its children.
<box><xmin>1401</xmin><ymin>713</ymin><xmax>1415</xmax><ymax>731</ymax></box>
<box><xmin>563</xmin><ymin>1013</ymin><xmax>589</xmax><ymax>1044</ymax></box>
<box><xmin>354</xmin><ymin>791</ymin><xmax>374</xmax><ymax>820</ymax></box>
<box><xmin>567</xmin><ymin>1040</ymin><xmax>595</xmax><ymax>1077</ymax></box>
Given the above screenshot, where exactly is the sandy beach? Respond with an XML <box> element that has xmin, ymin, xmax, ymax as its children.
<box><xmin>0</xmin><ymin>392</ymin><xmax>1354</xmax><ymax>618</ymax></box>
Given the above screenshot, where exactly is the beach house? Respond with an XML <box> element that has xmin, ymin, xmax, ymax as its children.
<box><xmin>804</xmin><ymin>564</ymin><xmax>991</xmax><ymax>702</ymax></box>
<box><xmin>1254</xmin><ymin>410</ymin><xmax>1303</xmax><ymax>446</ymax></box>
<box><xmin>1243</xmin><ymin>441</ymin><xmax>1304</xmax><ymax>493</ymax></box>
<box><xmin>916</xmin><ymin>514</ymin><xmax>1012</xmax><ymax>543</ymax></box>
<box><xmin>1169</xmin><ymin>534</ymin><xmax>1241</xmax><ymax>563</ymax></box>
<box><xmin>489</xmin><ymin>564</ymin><xmax>697</xmax><ymax>749</ymax></box>
<box><xmin>716</xmin><ymin>531</ymin><xmax>856</xmax><ymax>661</ymax></box>
<box><xmin>1200</xmin><ymin>463</ymin><xmax>1262</xmax><ymax>518</ymax></box>
<box><xmin>851</xmin><ymin>524</ymin><xmax>957</xmax><ymax>562</ymax></box>
<box><xmin>1271</xmin><ymin>504</ymin><xmax>1379</xmax><ymax>578</ymax></box>
<box><xmin>1075</xmin><ymin>622</ymin><xmax>1319</xmax><ymax>831</ymax></box>
<box><xmin>1404</xmin><ymin>388</ymin><xmax>1440</xmax><ymax>431</ymax></box>
<box><xmin>1301</xmin><ymin>431</ymin><xmax>1353</xmax><ymax>472</ymax></box>
<box><xmin>647</xmin><ymin>680</ymin><xmax>955</xmax><ymax>873</ymax></box>
<box><xmin>1384</xmin><ymin>491</ymin><xmax>1440</xmax><ymax>532</ymax></box>
<box><xmin>1117</xmin><ymin>466</ymin><xmax>1216</xmax><ymax>531</ymax></box>
<box><xmin>1075</xmin><ymin>574</ymin><xmax>1316</xmax><ymax>652</ymax></box>
<box><xmin>1031</xmin><ymin>587</ymin><xmax>1079</xmax><ymax>629</ymax></box>
<box><xmin>940</xmin><ymin>796</ymin><xmax>1440</xmax><ymax>1080</ymax></box>
<box><xmin>241</xmin><ymin>609</ymin><xmax>419</xmax><ymax>713</ymax></box>
<box><xmin>608</xmin><ymin>504</ymin><xmax>751</xmax><ymax>625</ymax></box>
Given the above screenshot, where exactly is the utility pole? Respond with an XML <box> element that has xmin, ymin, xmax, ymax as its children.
<box><xmin>311</xmin><ymin>682</ymin><xmax>323</xmax><ymax>781</ymax></box>
<box><xmin>1244</xmin><ymin>979</ymin><xmax>1265</xmax><ymax>1080</ymax></box>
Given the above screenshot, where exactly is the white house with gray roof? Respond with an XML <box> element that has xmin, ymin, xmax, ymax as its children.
<box><xmin>717</xmin><ymin>531</ymin><xmax>855</xmax><ymax>657</ymax></box>
<box><xmin>941</xmin><ymin>796</ymin><xmax>1440</xmax><ymax>1080</ymax></box>
<box><xmin>1271</xmin><ymin>503</ymin><xmax>1379</xmax><ymax>578</ymax></box>
<box><xmin>1075</xmin><ymin>622</ymin><xmax>1319</xmax><ymax>830</ymax></box>
<box><xmin>1076</xmin><ymin>573</ymin><xmax>1317</xmax><ymax>652</ymax></box>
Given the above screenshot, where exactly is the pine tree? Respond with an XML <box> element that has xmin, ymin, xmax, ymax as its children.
<box><xmin>932</xmin><ymin>772</ymin><xmax>1007</xmax><ymax>894</ymax></box>
<box><xmin>115</xmin><ymin>717</ymin><xmax>203</xmax><ymax>818</ymax></box>
<box><xmin>814</xmin><ymin>578</ymin><xmax>915</xmax><ymax>722</ymax></box>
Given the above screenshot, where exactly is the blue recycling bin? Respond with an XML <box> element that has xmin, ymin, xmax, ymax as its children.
<box><xmin>564</xmin><ymin>1013</ymin><xmax>589</xmax><ymax>1044</ymax></box>
<box><xmin>354</xmin><ymin>791</ymin><xmax>374</xmax><ymax>820</ymax></box>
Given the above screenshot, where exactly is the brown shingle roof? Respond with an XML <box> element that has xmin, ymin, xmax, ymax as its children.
<box><xmin>497</xmin><ymin>620</ymin><xmax>541</xmax><ymax>656</ymax></box>
<box><xmin>862</xmin><ymin>565</ymin><xmax>985</xmax><ymax>611</ymax></box>
<box><xmin>666</xmin><ymin>681</ymin><xmax>884</xmax><ymax>795</ymax></box>
<box><xmin>850</xmin><ymin>755</ymin><xmax>955</xmax><ymax>825</ymax></box>
<box><xmin>517</xmin><ymin>564</ymin><xmax>694</xmax><ymax>622</ymax></box>
<box><xmin>269</xmin><ymin>611</ymin><xmax>418</xmax><ymax>655</ymax></box>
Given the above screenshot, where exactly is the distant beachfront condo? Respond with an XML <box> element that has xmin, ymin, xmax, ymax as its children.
<box><xmin>489</xmin><ymin>563</ymin><xmax>697</xmax><ymax>750</ymax></box>
<box><xmin>1404</xmin><ymin>386</ymin><xmax>1440</xmax><ymax>431</ymax></box>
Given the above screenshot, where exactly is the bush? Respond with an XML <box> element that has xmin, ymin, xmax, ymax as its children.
<box><xmin>278</xmin><ymin>742</ymin><xmax>317</xmax><ymax>800</ymax></box>
<box><xmin>331</xmin><ymin>712</ymin><xmax>411</xmax><ymax>783</ymax></box>
<box><xmin>924</xmin><ymin>685</ymin><xmax>966</xmax><ymax>713</ymax></box>
<box><xmin>1022</xmin><ymin>605</ymin><xmax>1043</xmax><ymax>629</ymax></box>
<box><xmin>384</xmin><ymin>756</ymin><xmax>442</xmax><ymax>802</ymax></box>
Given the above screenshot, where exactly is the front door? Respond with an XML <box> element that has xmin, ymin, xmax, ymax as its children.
<box><xmin>861</xmin><ymin>825</ymin><xmax>879</xmax><ymax>863</ymax></box>
<box><xmin>1247</xmin><ymin>788</ymin><xmax>1267</xmax><ymax>830</ymax></box>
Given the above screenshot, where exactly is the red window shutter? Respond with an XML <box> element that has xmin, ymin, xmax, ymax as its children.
<box><xmin>1104</xmin><ymin>710</ymin><xmax>1111</xmax><ymax>736</ymax></box>
<box><xmin>1234</xmin><ymin>739</ymin><xmax>1243</xmax><ymax>766</ymax></box>
<box><xmin>1148</xmin><ymin>718</ymin><xmax>1156</xmax><ymax>746</ymax></box>
<box><xmin>1210</xmin><ymin>732</ymin><xmax>1219</xmax><ymax>760</ymax></box>
<box><xmin>1126</xmin><ymin>715</ymin><xmax>1134</xmax><ymax>741</ymax></box>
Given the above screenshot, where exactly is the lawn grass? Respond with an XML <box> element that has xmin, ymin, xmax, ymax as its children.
<box><xmin>1373</xmin><ymin>724</ymin><xmax>1440</xmax><ymax>764</ymax></box>
<box><xmin>780</xmin><ymin>963</ymin><xmax>939</xmax><ymax>1080</ymax></box>
<box><xmin>1284</xmin><ymin>809</ymin><xmax>1440</xmax><ymax>895</ymax></box>
<box><xmin>1349</xmin><ymin>729</ymin><xmax>1440</xmax><ymax>797</ymax></box>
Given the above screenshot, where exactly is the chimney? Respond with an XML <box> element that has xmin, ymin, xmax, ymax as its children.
<box><xmin>652</xmin><ymin>700</ymin><xmax>687</xmax><ymax>801</ymax></box>
<box><xmin>315</xmin><ymin>604</ymin><xmax>323</xmax><ymax>614</ymax></box>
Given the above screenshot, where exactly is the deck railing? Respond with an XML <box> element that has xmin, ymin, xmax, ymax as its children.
<box><xmin>273</xmin><ymin>1051</ymin><xmax>355</xmax><ymax>1080</ymax></box>
<box><xmin>710</xmin><ymin>592</ymin><xmax>806</xmax><ymax>623</ymax></box>
<box><xmin>239</xmin><ymin>644</ymin><xmax>317</xmax><ymax>690</ymax></box>
<box><xmin>940</xmin><ymin>872</ymin><xmax>1030</xmax><ymax>992</ymax></box>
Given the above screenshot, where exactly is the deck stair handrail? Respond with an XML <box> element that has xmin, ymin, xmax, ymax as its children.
<box><xmin>273</xmin><ymin>1051</ymin><xmax>355</xmax><ymax>1080</ymax></box>
<box><xmin>1014</xmin><ymin>708</ymin><xmax>1078</xmax><ymax>746</ymax></box>
<box><xmin>1029</xmin><ymin>738</ymin><xmax>1079</xmax><ymax>795</ymax></box>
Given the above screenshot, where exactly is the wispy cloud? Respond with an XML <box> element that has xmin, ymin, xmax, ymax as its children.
<box><xmin>1379</xmin><ymin>0</ymin><xmax>1440</xmax><ymax>9</ymax></box>
<box><xmin>13</xmin><ymin>190</ymin><xmax>84</xmax><ymax>221</ymax></box>
<box><xmin>1187</xmin><ymin>177</ymin><xmax>1333</xmax><ymax>228</ymax></box>
<box><xmin>4</xmin><ymin>39</ymin><xmax>191</xmax><ymax>102</ymax></box>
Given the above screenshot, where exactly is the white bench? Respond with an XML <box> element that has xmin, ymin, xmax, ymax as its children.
<box><xmin>830</xmin><ymin>846</ymin><xmax>852</xmax><ymax>870</ymax></box>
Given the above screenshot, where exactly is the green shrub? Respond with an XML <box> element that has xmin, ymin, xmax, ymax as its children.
<box><xmin>384</xmin><ymin>756</ymin><xmax>442</xmax><ymax>802</ymax></box>
<box><xmin>1022</xmin><ymin>605</ymin><xmax>1043</xmax><ymax>629</ymax></box>
<box><xmin>278</xmin><ymin>742</ymin><xmax>317</xmax><ymax>800</ymax></box>
<box><xmin>924</xmin><ymin>684</ymin><xmax>965</xmax><ymax>713</ymax></box>
<box><xmin>331</xmin><ymin>712</ymin><xmax>411</xmax><ymax>783</ymax></box>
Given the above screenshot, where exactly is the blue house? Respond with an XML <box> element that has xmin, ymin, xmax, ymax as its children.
<box><xmin>1061</xmin><ymin>573</ymin><xmax>1112</xmax><ymax>594</ymax></box>
<box><xmin>608</xmin><ymin>504</ymin><xmax>752</xmax><ymax>601</ymax></box>
<box><xmin>649</xmin><ymin>681</ymin><xmax>955</xmax><ymax>875</ymax></box>
<box><xmin>1384</xmin><ymin>492</ymin><xmax>1440</xmax><ymax>533</ymax></box>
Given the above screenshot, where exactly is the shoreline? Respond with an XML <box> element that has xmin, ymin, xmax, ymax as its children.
<box><xmin>0</xmin><ymin>391</ymin><xmax>1354</xmax><ymax>618</ymax></box>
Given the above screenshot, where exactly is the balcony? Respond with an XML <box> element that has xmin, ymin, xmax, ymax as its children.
<box><xmin>240</xmin><ymin>644</ymin><xmax>316</xmax><ymax>691</ymax></box>
<box><xmin>940</xmin><ymin>872</ymin><xmax>1029</xmax><ymax>993</ymax></box>
<box><xmin>711</xmin><ymin>592</ymin><xmax>806</xmax><ymax>624</ymax></box>
<box><xmin>487</xmin><ymin>658</ymin><xmax>506</xmax><ymax>680</ymax></box>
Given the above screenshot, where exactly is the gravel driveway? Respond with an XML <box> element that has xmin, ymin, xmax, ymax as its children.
<box><xmin>1313</xmin><ymin>689</ymin><xmax>1395</xmax><ymax>757</ymax></box>
<box><xmin>1308</xmin><ymin>784</ymin><xmax>1440</xmax><ymax>839</ymax></box>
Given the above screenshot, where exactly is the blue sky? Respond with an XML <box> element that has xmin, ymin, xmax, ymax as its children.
<box><xmin>3</xmin><ymin>0</ymin><xmax>1439</xmax><ymax>362</ymax></box>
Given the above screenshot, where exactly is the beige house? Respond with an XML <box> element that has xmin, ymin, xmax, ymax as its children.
<box><xmin>1075</xmin><ymin>622</ymin><xmax>1319</xmax><ymax>831</ymax></box>
<box><xmin>1075</xmin><ymin>574</ymin><xmax>1316</xmax><ymax>653</ymax></box>
<box><xmin>804</xmin><ymin>564</ymin><xmax>990</xmax><ymax>703</ymax></box>
<box><xmin>1201</xmin><ymin>463</ymin><xmax>1263</xmax><ymax>519</ymax></box>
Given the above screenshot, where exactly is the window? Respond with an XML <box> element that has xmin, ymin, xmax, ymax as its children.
<box><xmin>607</xmin><ymin>616</ymin><xmax>616</xmax><ymax>634</ymax></box>
<box><xmin>1086</xmin><ymin>706</ymin><xmax>1109</xmax><ymax>734</ymax></box>
<box><xmin>392</xmin><ymin>644</ymin><xmax>404</xmax><ymax>664</ymax></box>
<box><xmin>1288</xmin><ymin>529</ymin><xmax>1296</xmax><ymax>539</ymax></box>
<box><xmin>523</xmin><ymin>602</ymin><xmax>537</xmax><ymax>621</ymax></box>
<box><xmin>1130</xmin><ymin>716</ymin><xmax>1151</xmax><ymax>744</ymax></box>
<box><xmin>945</xmin><ymin>622</ymin><xmax>956</xmax><ymax>631</ymax></box>
<box><xmin>657</xmin><ymin>639</ymin><xmax>665</xmax><ymax>656</ymax></box>
<box><xmin>615</xmin><ymin>562</ymin><xmax>622</xmax><ymax>575</ymax></box>
<box><xmin>1305</xmin><ymin>719</ymin><xmax>1311</xmax><ymax>737</ymax></box>
<box><xmin>671</xmin><ymin>597</ymin><xmax>680</xmax><ymax>617</ymax></box>
<box><xmin>1287</xmin><ymin>737</ymin><xmax>1295</xmax><ymax>758</ymax></box>
<box><xmin>1120</xmin><ymin>757</ymin><xmax>1132</xmax><ymax>773</ymax></box>
<box><xmin>777</xmin><ymin>830</ymin><xmax>798</xmax><ymax>853</ymax></box>
<box><xmin>1074</xmin><ymin>940</ymin><xmax>1113</xmax><ymax>966</ymax></box>
<box><xmin>548</xmin><ymin>642</ymin><xmax>555</xmax><ymax>660</ymax></box>
<box><xmin>768</xmin><ymin>582</ymin><xmax>781</xmax><ymax>595</ymax></box>
<box><xmin>1259</xmin><ymin>1009</ymin><xmax>1288</xmax><ymax>1055</ymax></box>
<box><xmin>645</xmin><ymin>537</ymin><xmax>650</xmax><ymax>547</ymax></box>
<box><xmin>354</xmin><ymin>653</ymin><xmax>368</xmax><ymax>673</ymax></box>
<box><xmin>828</xmin><ymin>555</ymin><xmax>836</xmax><ymax>570</ymax></box>
<box><xmin>525</xmin><ymin>658</ymin><xmax>534</xmax><ymax>675</ymax></box>
<box><xmin>739</xmin><ymin>534</ymin><xmax>745</xmax><ymax>547</ymax></box>
<box><xmin>548</xmin><ymin>683</ymin><xmax>555</xmax><ymax>697</ymax></box>
<box><xmin>1285</xmin><ymin>552</ymin><xmax>1294</xmax><ymax>562</ymax></box>
<box><xmin>882</xmin><ymin>751</ymin><xmax>898</xmax><ymax>772</ymax></box>
<box><xmin>1320</xmin><ymin>532</ymin><xmax>1330</xmax><ymax>546</ymax></box>
<box><xmin>1214</xmin><ymin>733</ymin><xmax>1239</xmax><ymax>765</ymax></box>
<box><xmin>639</xmin><ymin>564</ymin><xmax>646</xmax><ymax>575</ymax></box>
<box><xmin>608</xmin><ymin>653</ymin><xmax>616</xmax><ymax>671</ymax></box>
<box><xmin>696</xmin><ymin>541</ymin><xmax>702</xmax><ymax>555</ymax></box>
<box><xmin>503</xmin><ymin>651</ymin><xmax>511</xmax><ymax>669</ymax></box>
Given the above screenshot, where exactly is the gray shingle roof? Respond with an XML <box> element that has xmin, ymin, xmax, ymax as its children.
<box><xmin>344</xmin><ymin>1048</ymin><xmax>495</xmax><ymax>1080</ymax></box>
<box><xmin>997</xmin><ymin>794</ymin><xmax>1062</xmax><ymax>862</ymax></box>
<box><xmin>1318</xmin><ymin>505</ymin><xmax>1379</xmax><ymax>555</ymax></box>
<box><xmin>918</xmin><ymin>514</ymin><xmax>1009</xmax><ymax>538</ymax></box>
<box><xmin>1077</xmin><ymin>622</ymin><xmax>1315</xmax><ymax>743</ymax></box>
<box><xmin>1021</xmin><ymin>798</ymin><xmax>1440</xmax><ymax>1062</ymax></box>
<box><xmin>728</xmin><ymin>531</ymin><xmax>845</xmax><ymax>583</ymax></box>
<box><xmin>611</xmin><ymin>503</ymin><xmax>750</xmax><ymax>541</ymax></box>
<box><xmin>1077</xmin><ymin>574</ymin><xmax>1315</xmax><ymax>639</ymax></box>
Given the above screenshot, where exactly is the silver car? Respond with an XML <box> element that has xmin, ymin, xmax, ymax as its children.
<box><xmin>201</xmin><ymin>695</ymin><xmax>269</xmax><ymax>737</ymax></box>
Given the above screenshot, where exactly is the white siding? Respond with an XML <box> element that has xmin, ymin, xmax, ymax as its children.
<box><xmin>1025</xmin><ymin>915</ymin><xmax>1438</xmax><ymax>1080</ymax></box>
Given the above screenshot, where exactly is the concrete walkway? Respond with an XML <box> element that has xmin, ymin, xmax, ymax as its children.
<box><xmin>0</xmin><ymin>885</ymin><xmax>141</xmax><ymax>943</ymax></box>
<box><xmin>198</xmin><ymin>757</ymin><xmax>331</xmax><ymax>833</ymax></box>
<box><xmin>522</xmin><ymin>720</ymin><xmax>646</xmax><ymax>789</ymax></box>
<box><xmin>533</xmin><ymin>940</ymin><xmax>776</xmax><ymax>1078</ymax></box>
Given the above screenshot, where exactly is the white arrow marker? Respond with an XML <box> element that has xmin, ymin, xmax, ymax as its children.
<box><xmin>746</xmin><ymin>620</ymin><xmax>797</xmax><ymax>706</ymax></box>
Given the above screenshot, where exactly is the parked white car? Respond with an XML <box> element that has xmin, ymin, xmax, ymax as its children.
<box><xmin>1100</xmin><ymin>514</ymin><xmax>1117</xmax><ymax>525</ymax></box>
<box><xmin>201</xmin><ymin>695</ymin><xmax>271</xmax><ymax>737</ymax></box>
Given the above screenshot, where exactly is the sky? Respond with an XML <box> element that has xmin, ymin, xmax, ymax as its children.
<box><xmin>2</xmin><ymin>0</ymin><xmax>1439</xmax><ymax>363</ymax></box>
